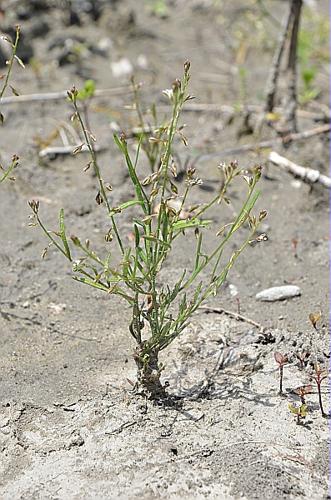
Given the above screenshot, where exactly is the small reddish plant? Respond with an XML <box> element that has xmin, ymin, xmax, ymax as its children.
<box><xmin>293</xmin><ymin>384</ymin><xmax>312</xmax><ymax>404</ymax></box>
<box><xmin>274</xmin><ymin>351</ymin><xmax>288</xmax><ymax>395</ymax></box>
<box><xmin>295</xmin><ymin>351</ymin><xmax>310</xmax><ymax>370</ymax></box>
<box><xmin>311</xmin><ymin>364</ymin><xmax>328</xmax><ymax>418</ymax></box>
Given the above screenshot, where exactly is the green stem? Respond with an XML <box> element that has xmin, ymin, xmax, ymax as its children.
<box><xmin>0</xmin><ymin>26</ymin><xmax>20</xmax><ymax>100</ymax></box>
<box><xmin>72</xmin><ymin>98</ymin><xmax>124</xmax><ymax>255</ymax></box>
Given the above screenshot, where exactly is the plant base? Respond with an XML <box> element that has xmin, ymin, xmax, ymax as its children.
<box><xmin>133</xmin><ymin>346</ymin><xmax>167</xmax><ymax>399</ymax></box>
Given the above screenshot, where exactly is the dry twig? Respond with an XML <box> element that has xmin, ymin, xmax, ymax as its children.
<box><xmin>39</xmin><ymin>144</ymin><xmax>105</xmax><ymax>158</ymax></box>
<box><xmin>199</xmin><ymin>305</ymin><xmax>264</xmax><ymax>331</ymax></box>
<box><xmin>268</xmin><ymin>151</ymin><xmax>331</xmax><ymax>189</ymax></box>
<box><xmin>264</xmin><ymin>3</ymin><xmax>293</xmax><ymax>113</ymax></box>
<box><xmin>263</xmin><ymin>0</ymin><xmax>303</xmax><ymax>131</ymax></box>
<box><xmin>0</xmin><ymin>86</ymin><xmax>131</xmax><ymax>105</ymax></box>
<box><xmin>193</xmin><ymin>124</ymin><xmax>330</xmax><ymax>163</ymax></box>
<box><xmin>283</xmin><ymin>0</ymin><xmax>303</xmax><ymax>132</ymax></box>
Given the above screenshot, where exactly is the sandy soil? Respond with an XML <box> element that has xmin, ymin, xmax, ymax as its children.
<box><xmin>0</xmin><ymin>1</ymin><xmax>329</xmax><ymax>498</ymax></box>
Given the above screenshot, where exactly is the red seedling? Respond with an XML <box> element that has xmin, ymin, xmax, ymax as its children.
<box><xmin>311</xmin><ymin>364</ymin><xmax>328</xmax><ymax>418</ymax></box>
<box><xmin>295</xmin><ymin>351</ymin><xmax>310</xmax><ymax>370</ymax></box>
<box><xmin>293</xmin><ymin>384</ymin><xmax>312</xmax><ymax>404</ymax></box>
<box><xmin>291</xmin><ymin>238</ymin><xmax>298</xmax><ymax>258</ymax></box>
<box><xmin>274</xmin><ymin>352</ymin><xmax>288</xmax><ymax>395</ymax></box>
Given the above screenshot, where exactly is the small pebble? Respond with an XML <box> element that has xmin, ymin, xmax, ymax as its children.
<box><xmin>111</xmin><ymin>57</ymin><xmax>133</xmax><ymax>78</ymax></box>
<box><xmin>66</xmin><ymin>432</ymin><xmax>84</xmax><ymax>449</ymax></box>
<box><xmin>256</xmin><ymin>285</ymin><xmax>301</xmax><ymax>302</ymax></box>
<box><xmin>291</xmin><ymin>180</ymin><xmax>302</xmax><ymax>189</ymax></box>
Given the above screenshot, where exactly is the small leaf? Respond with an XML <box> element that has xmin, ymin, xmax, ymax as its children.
<box><xmin>288</xmin><ymin>404</ymin><xmax>299</xmax><ymax>415</ymax></box>
<box><xmin>309</xmin><ymin>311</ymin><xmax>321</xmax><ymax>330</ymax></box>
<box><xmin>113</xmin><ymin>133</ymin><xmax>150</xmax><ymax>215</ymax></box>
<box><xmin>300</xmin><ymin>404</ymin><xmax>308</xmax><ymax>417</ymax></box>
<box><xmin>108</xmin><ymin>200</ymin><xmax>143</xmax><ymax>216</ymax></box>
<box><xmin>59</xmin><ymin>208</ymin><xmax>71</xmax><ymax>260</ymax></box>
<box><xmin>77</xmin><ymin>79</ymin><xmax>96</xmax><ymax>100</ymax></box>
<box><xmin>10</xmin><ymin>85</ymin><xmax>20</xmax><ymax>96</ymax></box>
<box><xmin>134</xmin><ymin>224</ymin><xmax>140</xmax><ymax>247</ymax></box>
<box><xmin>294</xmin><ymin>385</ymin><xmax>312</xmax><ymax>396</ymax></box>
<box><xmin>274</xmin><ymin>351</ymin><xmax>287</xmax><ymax>365</ymax></box>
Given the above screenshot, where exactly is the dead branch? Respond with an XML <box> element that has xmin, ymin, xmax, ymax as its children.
<box><xmin>268</xmin><ymin>151</ymin><xmax>331</xmax><ymax>188</ymax></box>
<box><xmin>263</xmin><ymin>0</ymin><xmax>303</xmax><ymax>132</ymax></box>
<box><xmin>283</xmin><ymin>0</ymin><xmax>303</xmax><ymax>132</ymax></box>
<box><xmin>1</xmin><ymin>88</ymin><xmax>328</xmax><ymax>123</ymax></box>
<box><xmin>0</xmin><ymin>86</ymin><xmax>131</xmax><ymax>106</ymax></box>
<box><xmin>264</xmin><ymin>2</ymin><xmax>293</xmax><ymax>113</ymax></box>
<box><xmin>176</xmin><ymin>103</ymin><xmax>328</xmax><ymax>121</ymax></box>
<box><xmin>193</xmin><ymin>124</ymin><xmax>330</xmax><ymax>163</ymax></box>
<box><xmin>198</xmin><ymin>306</ymin><xmax>264</xmax><ymax>331</ymax></box>
<box><xmin>39</xmin><ymin>144</ymin><xmax>105</xmax><ymax>159</ymax></box>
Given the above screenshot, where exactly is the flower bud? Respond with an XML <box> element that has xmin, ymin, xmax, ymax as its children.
<box><xmin>172</xmin><ymin>79</ymin><xmax>181</xmax><ymax>92</ymax></box>
<box><xmin>259</xmin><ymin>210</ymin><xmax>267</xmax><ymax>221</ymax></box>
<box><xmin>28</xmin><ymin>199</ymin><xmax>39</xmax><ymax>214</ymax></box>
<box><xmin>184</xmin><ymin>61</ymin><xmax>191</xmax><ymax>73</ymax></box>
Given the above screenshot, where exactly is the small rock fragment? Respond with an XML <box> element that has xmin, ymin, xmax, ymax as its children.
<box><xmin>137</xmin><ymin>54</ymin><xmax>148</xmax><ymax>69</ymax></box>
<box><xmin>48</xmin><ymin>302</ymin><xmax>66</xmax><ymax>314</ymax></box>
<box><xmin>229</xmin><ymin>283</ymin><xmax>238</xmax><ymax>297</ymax></box>
<box><xmin>66</xmin><ymin>432</ymin><xmax>84</xmax><ymax>449</ymax></box>
<box><xmin>111</xmin><ymin>57</ymin><xmax>133</xmax><ymax>78</ymax></box>
<box><xmin>256</xmin><ymin>285</ymin><xmax>301</xmax><ymax>302</ymax></box>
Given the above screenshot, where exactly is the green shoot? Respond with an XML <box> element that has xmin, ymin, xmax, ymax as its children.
<box><xmin>289</xmin><ymin>403</ymin><xmax>308</xmax><ymax>425</ymax></box>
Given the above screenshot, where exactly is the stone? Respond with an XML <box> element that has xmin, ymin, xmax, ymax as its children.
<box><xmin>256</xmin><ymin>285</ymin><xmax>301</xmax><ymax>302</ymax></box>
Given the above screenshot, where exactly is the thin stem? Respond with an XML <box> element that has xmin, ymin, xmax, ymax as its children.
<box><xmin>279</xmin><ymin>366</ymin><xmax>283</xmax><ymax>394</ymax></box>
<box><xmin>71</xmin><ymin>96</ymin><xmax>124</xmax><ymax>255</ymax></box>
<box><xmin>182</xmin><ymin>183</ymin><xmax>258</xmax><ymax>290</ymax></box>
<box><xmin>0</xmin><ymin>26</ymin><xmax>20</xmax><ymax>100</ymax></box>
<box><xmin>317</xmin><ymin>383</ymin><xmax>326</xmax><ymax>417</ymax></box>
<box><xmin>153</xmin><ymin>75</ymin><xmax>190</xmax><ymax>268</ymax></box>
<box><xmin>36</xmin><ymin>213</ymin><xmax>72</xmax><ymax>261</ymax></box>
<box><xmin>0</xmin><ymin>155</ymin><xmax>18</xmax><ymax>183</ymax></box>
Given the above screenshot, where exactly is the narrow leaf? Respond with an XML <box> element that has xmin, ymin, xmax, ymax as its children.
<box><xmin>113</xmin><ymin>134</ymin><xmax>150</xmax><ymax>214</ymax></box>
<box><xmin>172</xmin><ymin>218</ymin><xmax>212</xmax><ymax>231</ymax></box>
<box><xmin>108</xmin><ymin>199</ymin><xmax>143</xmax><ymax>216</ymax></box>
<box><xmin>59</xmin><ymin>208</ymin><xmax>71</xmax><ymax>260</ymax></box>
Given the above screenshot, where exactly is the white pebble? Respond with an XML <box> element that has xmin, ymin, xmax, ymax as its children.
<box><xmin>256</xmin><ymin>285</ymin><xmax>301</xmax><ymax>302</ymax></box>
<box><xmin>111</xmin><ymin>58</ymin><xmax>133</xmax><ymax>78</ymax></box>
